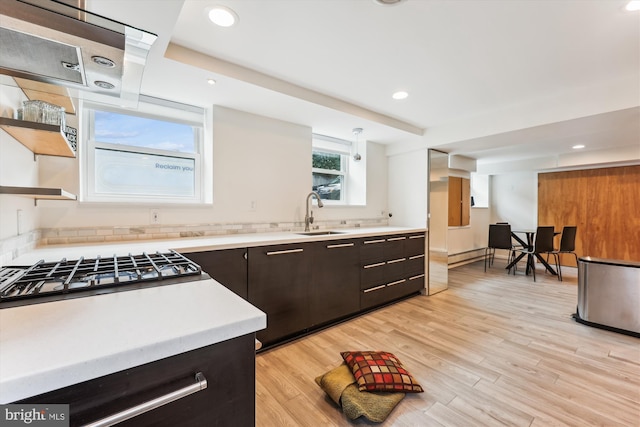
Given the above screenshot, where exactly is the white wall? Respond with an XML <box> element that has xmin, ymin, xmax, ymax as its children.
<box><xmin>448</xmin><ymin>208</ymin><xmax>491</xmax><ymax>255</ymax></box>
<box><xmin>387</xmin><ymin>148</ymin><xmax>427</xmax><ymax>228</ymax></box>
<box><xmin>490</xmin><ymin>172</ymin><xmax>538</xmax><ymax>229</ymax></box>
<box><xmin>3</xmin><ymin>105</ymin><xmax>389</xmax><ymax>233</ymax></box>
<box><xmin>0</xmin><ymin>85</ymin><xmax>38</xmax><ymax>240</ymax></box>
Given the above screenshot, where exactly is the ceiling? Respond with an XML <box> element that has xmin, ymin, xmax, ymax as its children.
<box><xmin>88</xmin><ymin>0</ymin><xmax>639</xmax><ymax>170</ymax></box>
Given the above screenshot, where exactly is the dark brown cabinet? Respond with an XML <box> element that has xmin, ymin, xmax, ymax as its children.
<box><xmin>18</xmin><ymin>334</ymin><xmax>256</xmax><ymax>427</ymax></box>
<box><xmin>181</xmin><ymin>248</ymin><xmax>248</xmax><ymax>299</ymax></box>
<box><xmin>248</xmin><ymin>243</ymin><xmax>311</xmax><ymax>346</ymax></box>
<box><xmin>309</xmin><ymin>239</ymin><xmax>360</xmax><ymax>326</ymax></box>
<box><xmin>187</xmin><ymin>232</ymin><xmax>424</xmax><ymax>349</ymax></box>
<box><xmin>360</xmin><ymin>233</ymin><xmax>425</xmax><ymax>310</ymax></box>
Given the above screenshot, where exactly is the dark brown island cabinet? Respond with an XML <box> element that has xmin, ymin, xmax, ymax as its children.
<box><xmin>182</xmin><ymin>232</ymin><xmax>425</xmax><ymax>349</ymax></box>
<box><xmin>17</xmin><ymin>334</ymin><xmax>256</xmax><ymax>427</ymax></box>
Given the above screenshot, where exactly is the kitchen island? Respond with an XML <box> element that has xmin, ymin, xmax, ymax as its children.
<box><xmin>0</xmin><ymin>276</ymin><xmax>266</xmax><ymax>426</ymax></box>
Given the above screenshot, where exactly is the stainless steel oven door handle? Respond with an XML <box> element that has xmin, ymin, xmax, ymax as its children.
<box><xmin>81</xmin><ymin>372</ymin><xmax>208</xmax><ymax>427</ymax></box>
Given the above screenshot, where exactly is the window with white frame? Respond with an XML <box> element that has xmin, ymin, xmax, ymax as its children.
<box><xmin>312</xmin><ymin>133</ymin><xmax>366</xmax><ymax>205</ymax></box>
<box><xmin>82</xmin><ymin>100</ymin><xmax>206</xmax><ymax>204</ymax></box>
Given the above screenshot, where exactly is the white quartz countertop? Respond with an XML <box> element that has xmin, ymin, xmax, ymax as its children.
<box><xmin>7</xmin><ymin>226</ymin><xmax>426</xmax><ymax>265</ymax></box>
<box><xmin>0</xmin><ymin>279</ymin><xmax>266</xmax><ymax>403</ymax></box>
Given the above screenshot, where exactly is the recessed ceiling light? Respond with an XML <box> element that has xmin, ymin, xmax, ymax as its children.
<box><xmin>572</xmin><ymin>144</ymin><xmax>585</xmax><ymax>149</ymax></box>
<box><xmin>94</xmin><ymin>80</ymin><xmax>115</xmax><ymax>89</ymax></box>
<box><xmin>373</xmin><ymin>0</ymin><xmax>404</xmax><ymax>5</ymax></box>
<box><xmin>207</xmin><ymin>78</ymin><xmax>216</xmax><ymax>85</ymax></box>
<box><xmin>207</xmin><ymin>5</ymin><xmax>238</xmax><ymax>27</ymax></box>
<box><xmin>392</xmin><ymin>91</ymin><xmax>408</xmax><ymax>100</ymax></box>
<box><xmin>625</xmin><ymin>1</ymin><xmax>640</xmax><ymax>11</ymax></box>
<box><xmin>91</xmin><ymin>56</ymin><xmax>116</xmax><ymax>68</ymax></box>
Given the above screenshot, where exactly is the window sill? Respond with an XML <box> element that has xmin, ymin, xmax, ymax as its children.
<box><xmin>316</xmin><ymin>203</ymin><xmax>366</xmax><ymax>208</ymax></box>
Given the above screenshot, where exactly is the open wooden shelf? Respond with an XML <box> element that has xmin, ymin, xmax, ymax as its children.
<box><xmin>13</xmin><ymin>77</ymin><xmax>76</xmax><ymax>115</ymax></box>
<box><xmin>0</xmin><ymin>185</ymin><xmax>77</xmax><ymax>201</ymax></box>
<box><xmin>0</xmin><ymin>117</ymin><xmax>75</xmax><ymax>158</ymax></box>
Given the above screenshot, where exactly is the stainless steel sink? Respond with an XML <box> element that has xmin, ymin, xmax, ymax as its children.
<box><xmin>296</xmin><ymin>231</ymin><xmax>346</xmax><ymax>236</ymax></box>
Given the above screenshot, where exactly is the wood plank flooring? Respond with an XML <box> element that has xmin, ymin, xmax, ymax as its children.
<box><xmin>255</xmin><ymin>261</ymin><xmax>640</xmax><ymax>426</ymax></box>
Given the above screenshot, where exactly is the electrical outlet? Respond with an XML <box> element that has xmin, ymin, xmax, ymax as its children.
<box><xmin>150</xmin><ymin>209</ymin><xmax>160</xmax><ymax>224</ymax></box>
<box><xmin>249</xmin><ymin>200</ymin><xmax>257</xmax><ymax>211</ymax></box>
<box><xmin>17</xmin><ymin>209</ymin><xmax>24</xmax><ymax>235</ymax></box>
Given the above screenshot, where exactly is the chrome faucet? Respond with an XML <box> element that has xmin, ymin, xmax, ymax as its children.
<box><xmin>304</xmin><ymin>191</ymin><xmax>324</xmax><ymax>231</ymax></box>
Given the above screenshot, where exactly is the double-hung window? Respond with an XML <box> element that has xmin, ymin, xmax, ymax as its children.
<box><xmin>312</xmin><ymin>134</ymin><xmax>366</xmax><ymax>205</ymax></box>
<box><xmin>82</xmin><ymin>100</ymin><xmax>206</xmax><ymax>204</ymax></box>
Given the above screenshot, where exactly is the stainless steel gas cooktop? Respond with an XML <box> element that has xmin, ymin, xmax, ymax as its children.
<box><xmin>0</xmin><ymin>250</ymin><xmax>203</xmax><ymax>308</ymax></box>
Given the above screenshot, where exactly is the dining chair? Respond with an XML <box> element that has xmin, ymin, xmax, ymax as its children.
<box><xmin>515</xmin><ymin>226</ymin><xmax>556</xmax><ymax>282</ymax></box>
<box><xmin>545</xmin><ymin>226</ymin><xmax>578</xmax><ymax>281</ymax></box>
<box><xmin>484</xmin><ymin>224</ymin><xmax>516</xmax><ymax>272</ymax></box>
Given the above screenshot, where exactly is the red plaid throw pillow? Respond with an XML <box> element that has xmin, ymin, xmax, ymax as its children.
<box><xmin>340</xmin><ymin>351</ymin><xmax>424</xmax><ymax>393</ymax></box>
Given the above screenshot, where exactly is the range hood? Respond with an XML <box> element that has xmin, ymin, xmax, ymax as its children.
<box><xmin>0</xmin><ymin>0</ymin><xmax>157</xmax><ymax>105</ymax></box>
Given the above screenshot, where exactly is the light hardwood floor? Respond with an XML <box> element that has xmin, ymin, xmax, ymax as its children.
<box><xmin>255</xmin><ymin>261</ymin><xmax>640</xmax><ymax>426</ymax></box>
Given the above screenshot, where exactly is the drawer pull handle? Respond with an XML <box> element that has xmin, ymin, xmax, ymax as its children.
<box><xmin>82</xmin><ymin>372</ymin><xmax>208</xmax><ymax>427</ymax></box>
<box><xmin>409</xmin><ymin>254</ymin><xmax>425</xmax><ymax>260</ymax></box>
<box><xmin>387</xmin><ymin>237</ymin><xmax>406</xmax><ymax>241</ymax></box>
<box><xmin>327</xmin><ymin>243</ymin><xmax>355</xmax><ymax>249</ymax></box>
<box><xmin>387</xmin><ymin>258</ymin><xmax>406</xmax><ymax>264</ymax></box>
<box><xmin>409</xmin><ymin>274</ymin><xmax>426</xmax><ymax>280</ymax></box>
<box><xmin>386</xmin><ymin>279</ymin><xmax>406</xmax><ymax>287</ymax></box>
<box><xmin>266</xmin><ymin>248</ymin><xmax>304</xmax><ymax>256</ymax></box>
<box><xmin>363</xmin><ymin>262</ymin><xmax>386</xmax><ymax>269</ymax></box>
<box><xmin>363</xmin><ymin>285</ymin><xmax>386</xmax><ymax>293</ymax></box>
<box><xmin>364</xmin><ymin>239</ymin><xmax>385</xmax><ymax>244</ymax></box>
<box><xmin>409</xmin><ymin>235</ymin><xmax>425</xmax><ymax>239</ymax></box>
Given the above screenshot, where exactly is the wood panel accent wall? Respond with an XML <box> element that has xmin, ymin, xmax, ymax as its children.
<box><xmin>538</xmin><ymin>165</ymin><xmax>640</xmax><ymax>265</ymax></box>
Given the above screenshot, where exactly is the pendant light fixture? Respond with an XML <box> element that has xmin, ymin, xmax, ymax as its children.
<box><xmin>352</xmin><ymin>127</ymin><xmax>363</xmax><ymax>161</ymax></box>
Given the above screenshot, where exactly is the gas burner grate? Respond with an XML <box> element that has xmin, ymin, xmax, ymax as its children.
<box><xmin>0</xmin><ymin>250</ymin><xmax>202</xmax><ymax>306</ymax></box>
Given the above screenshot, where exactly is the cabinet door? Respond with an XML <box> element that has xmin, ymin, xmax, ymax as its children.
<box><xmin>248</xmin><ymin>243</ymin><xmax>310</xmax><ymax>346</ymax></box>
<box><xmin>309</xmin><ymin>239</ymin><xmax>360</xmax><ymax>326</ymax></box>
<box><xmin>182</xmin><ymin>249</ymin><xmax>248</xmax><ymax>299</ymax></box>
<box><xmin>448</xmin><ymin>177</ymin><xmax>470</xmax><ymax>226</ymax></box>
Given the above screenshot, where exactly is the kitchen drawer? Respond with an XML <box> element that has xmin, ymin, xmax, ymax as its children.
<box><xmin>405</xmin><ymin>254</ymin><xmax>425</xmax><ymax>276</ymax></box>
<box><xmin>385</xmin><ymin>257</ymin><xmax>406</xmax><ymax>282</ymax></box>
<box><xmin>385</xmin><ymin>235</ymin><xmax>406</xmax><ymax>259</ymax></box>
<box><xmin>18</xmin><ymin>334</ymin><xmax>256</xmax><ymax>427</ymax></box>
<box><xmin>384</xmin><ymin>278</ymin><xmax>410</xmax><ymax>301</ymax></box>
<box><xmin>361</xmin><ymin>284</ymin><xmax>390</xmax><ymax>310</ymax></box>
<box><xmin>360</xmin><ymin>237</ymin><xmax>387</xmax><ymax>263</ymax></box>
<box><xmin>361</xmin><ymin>260</ymin><xmax>386</xmax><ymax>289</ymax></box>
<box><xmin>405</xmin><ymin>233</ymin><xmax>426</xmax><ymax>256</ymax></box>
<box><xmin>406</xmin><ymin>273</ymin><xmax>425</xmax><ymax>294</ymax></box>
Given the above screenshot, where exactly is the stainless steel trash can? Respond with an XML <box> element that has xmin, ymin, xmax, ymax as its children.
<box><xmin>576</xmin><ymin>257</ymin><xmax>640</xmax><ymax>337</ymax></box>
